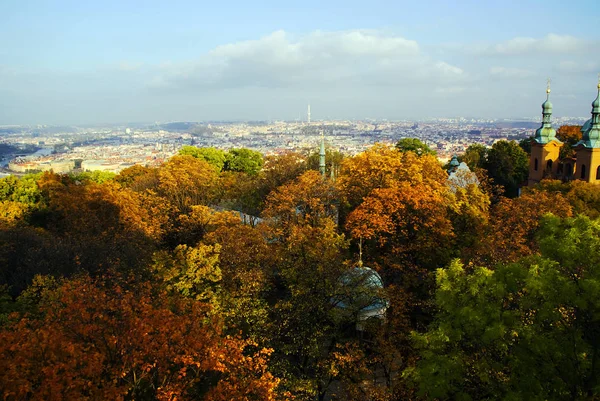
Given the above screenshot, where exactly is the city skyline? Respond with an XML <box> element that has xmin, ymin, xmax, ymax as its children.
<box><xmin>1</xmin><ymin>0</ymin><xmax>599</xmax><ymax>125</ymax></box>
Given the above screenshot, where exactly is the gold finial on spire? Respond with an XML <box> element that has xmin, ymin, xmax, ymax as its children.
<box><xmin>597</xmin><ymin>72</ymin><xmax>600</xmax><ymax>90</ymax></box>
<box><xmin>546</xmin><ymin>77</ymin><xmax>551</xmax><ymax>96</ymax></box>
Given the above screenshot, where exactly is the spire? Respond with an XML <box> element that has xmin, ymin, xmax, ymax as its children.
<box><xmin>357</xmin><ymin>238</ymin><xmax>363</xmax><ymax>268</ymax></box>
<box><xmin>319</xmin><ymin>130</ymin><xmax>326</xmax><ymax>177</ymax></box>
<box><xmin>580</xmin><ymin>75</ymin><xmax>600</xmax><ymax>148</ymax></box>
<box><xmin>534</xmin><ymin>78</ymin><xmax>559</xmax><ymax>144</ymax></box>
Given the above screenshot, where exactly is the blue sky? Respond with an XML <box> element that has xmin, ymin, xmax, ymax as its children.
<box><xmin>1</xmin><ymin>0</ymin><xmax>599</xmax><ymax>124</ymax></box>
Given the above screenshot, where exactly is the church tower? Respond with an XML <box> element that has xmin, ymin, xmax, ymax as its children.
<box><xmin>574</xmin><ymin>79</ymin><xmax>600</xmax><ymax>183</ymax></box>
<box><xmin>528</xmin><ymin>80</ymin><xmax>562</xmax><ymax>186</ymax></box>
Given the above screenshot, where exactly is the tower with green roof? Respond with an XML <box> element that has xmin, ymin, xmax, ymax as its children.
<box><xmin>574</xmin><ymin>78</ymin><xmax>600</xmax><ymax>183</ymax></box>
<box><xmin>319</xmin><ymin>130</ymin><xmax>326</xmax><ymax>177</ymax></box>
<box><xmin>528</xmin><ymin>80</ymin><xmax>563</xmax><ymax>186</ymax></box>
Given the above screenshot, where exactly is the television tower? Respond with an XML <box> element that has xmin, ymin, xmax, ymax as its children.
<box><xmin>307</xmin><ymin>104</ymin><xmax>311</xmax><ymax>124</ymax></box>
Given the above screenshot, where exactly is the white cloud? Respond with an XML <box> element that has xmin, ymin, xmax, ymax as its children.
<box><xmin>149</xmin><ymin>30</ymin><xmax>465</xmax><ymax>92</ymax></box>
<box><xmin>489</xmin><ymin>66</ymin><xmax>534</xmax><ymax>78</ymax></box>
<box><xmin>558</xmin><ymin>60</ymin><xmax>599</xmax><ymax>74</ymax></box>
<box><xmin>470</xmin><ymin>34</ymin><xmax>595</xmax><ymax>56</ymax></box>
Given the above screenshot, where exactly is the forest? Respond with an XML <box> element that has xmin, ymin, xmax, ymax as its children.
<box><xmin>2</xmin><ymin>128</ymin><xmax>600</xmax><ymax>400</ymax></box>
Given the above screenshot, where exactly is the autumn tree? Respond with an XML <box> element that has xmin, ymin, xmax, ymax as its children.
<box><xmin>556</xmin><ymin>125</ymin><xmax>583</xmax><ymax>159</ymax></box>
<box><xmin>152</xmin><ymin>242</ymin><xmax>222</xmax><ymax>304</ymax></box>
<box><xmin>266</xmin><ymin>221</ymin><xmax>351</xmax><ymax>400</ymax></box>
<box><xmin>204</xmin><ymin>222</ymin><xmax>275</xmax><ymax>340</ymax></box>
<box><xmin>472</xmin><ymin>188</ymin><xmax>572</xmax><ymax>266</ymax></box>
<box><xmin>557</xmin><ymin>125</ymin><xmax>583</xmax><ymax>144</ymax></box>
<box><xmin>116</xmin><ymin>164</ymin><xmax>160</xmax><ymax>192</ymax></box>
<box><xmin>262</xmin><ymin>170</ymin><xmax>338</xmax><ymax>236</ymax></box>
<box><xmin>336</xmin><ymin>144</ymin><xmax>446</xmax><ymax>223</ymax></box>
<box><xmin>157</xmin><ymin>155</ymin><xmax>221</xmax><ymax>213</ymax></box>
<box><xmin>0</xmin><ymin>275</ymin><xmax>279</xmax><ymax>400</ymax></box>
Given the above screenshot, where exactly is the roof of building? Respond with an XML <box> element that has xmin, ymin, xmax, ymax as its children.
<box><xmin>576</xmin><ymin>83</ymin><xmax>600</xmax><ymax>149</ymax></box>
<box><xmin>534</xmin><ymin>86</ymin><xmax>560</xmax><ymax>145</ymax></box>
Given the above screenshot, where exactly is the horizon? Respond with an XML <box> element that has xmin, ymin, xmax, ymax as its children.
<box><xmin>1</xmin><ymin>0</ymin><xmax>599</xmax><ymax>125</ymax></box>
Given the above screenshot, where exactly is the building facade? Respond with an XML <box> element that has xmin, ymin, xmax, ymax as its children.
<box><xmin>528</xmin><ymin>81</ymin><xmax>600</xmax><ymax>185</ymax></box>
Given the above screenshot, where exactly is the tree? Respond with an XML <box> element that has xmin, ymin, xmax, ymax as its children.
<box><xmin>557</xmin><ymin>125</ymin><xmax>583</xmax><ymax>159</ymax></box>
<box><xmin>518</xmin><ymin>136</ymin><xmax>533</xmax><ymax>155</ymax></box>
<box><xmin>410</xmin><ymin>215</ymin><xmax>600</xmax><ymax>400</ymax></box>
<box><xmin>460</xmin><ymin>143</ymin><xmax>488</xmax><ymax>171</ymax></box>
<box><xmin>473</xmin><ymin>188</ymin><xmax>572</xmax><ymax>265</ymax></box>
<box><xmin>262</xmin><ymin>170</ymin><xmax>338</xmax><ymax>236</ymax></box>
<box><xmin>116</xmin><ymin>165</ymin><xmax>160</xmax><ymax>192</ymax></box>
<box><xmin>346</xmin><ymin>181</ymin><xmax>455</xmax><ymax>278</ymax></box>
<box><xmin>152</xmin><ymin>243</ymin><xmax>222</xmax><ymax>304</ymax></box>
<box><xmin>557</xmin><ymin>125</ymin><xmax>583</xmax><ymax>145</ymax></box>
<box><xmin>337</xmin><ymin>144</ymin><xmax>446</xmax><ymax>219</ymax></box>
<box><xmin>266</xmin><ymin>221</ymin><xmax>351</xmax><ymax>400</ymax></box>
<box><xmin>484</xmin><ymin>140</ymin><xmax>528</xmax><ymax>198</ymax></box>
<box><xmin>395</xmin><ymin>138</ymin><xmax>436</xmax><ymax>156</ymax></box>
<box><xmin>179</xmin><ymin>146</ymin><xmax>227</xmax><ymax>171</ymax></box>
<box><xmin>70</xmin><ymin>170</ymin><xmax>116</xmax><ymax>184</ymax></box>
<box><xmin>157</xmin><ymin>155</ymin><xmax>220</xmax><ymax>213</ymax></box>
<box><xmin>224</xmin><ymin>148</ymin><xmax>264</xmax><ymax>175</ymax></box>
<box><xmin>0</xmin><ymin>275</ymin><xmax>279</xmax><ymax>400</ymax></box>
<box><xmin>307</xmin><ymin>147</ymin><xmax>344</xmax><ymax>177</ymax></box>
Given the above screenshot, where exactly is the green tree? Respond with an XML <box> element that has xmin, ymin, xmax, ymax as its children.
<box><xmin>484</xmin><ymin>140</ymin><xmax>528</xmax><ymax>197</ymax></box>
<box><xmin>519</xmin><ymin>136</ymin><xmax>533</xmax><ymax>155</ymax></box>
<box><xmin>395</xmin><ymin>138</ymin><xmax>437</xmax><ymax>156</ymax></box>
<box><xmin>410</xmin><ymin>214</ymin><xmax>600</xmax><ymax>400</ymax></box>
<box><xmin>460</xmin><ymin>143</ymin><xmax>488</xmax><ymax>171</ymax></box>
<box><xmin>224</xmin><ymin>148</ymin><xmax>264</xmax><ymax>175</ymax></box>
<box><xmin>179</xmin><ymin>146</ymin><xmax>227</xmax><ymax>171</ymax></box>
<box><xmin>70</xmin><ymin>170</ymin><xmax>116</xmax><ymax>184</ymax></box>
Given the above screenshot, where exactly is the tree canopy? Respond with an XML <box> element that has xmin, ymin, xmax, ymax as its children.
<box><xmin>2</xmin><ymin>142</ymin><xmax>600</xmax><ymax>400</ymax></box>
<box><xmin>395</xmin><ymin>138</ymin><xmax>437</xmax><ymax>156</ymax></box>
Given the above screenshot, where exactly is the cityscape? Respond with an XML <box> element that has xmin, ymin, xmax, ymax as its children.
<box><xmin>0</xmin><ymin>110</ymin><xmax>588</xmax><ymax>177</ymax></box>
<box><xmin>3</xmin><ymin>1</ymin><xmax>600</xmax><ymax>400</ymax></box>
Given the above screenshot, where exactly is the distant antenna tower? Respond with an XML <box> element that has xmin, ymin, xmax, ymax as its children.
<box><xmin>307</xmin><ymin>104</ymin><xmax>311</xmax><ymax>124</ymax></box>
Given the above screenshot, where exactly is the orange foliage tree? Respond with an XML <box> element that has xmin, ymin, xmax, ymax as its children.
<box><xmin>0</xmin><ymin>275</ymin><xmax>280</xmax><ymax>401</ymax></box>
<box><xmin>157</xmin><ymin>155</ymin><xmax>221</xmax><ymax>213</ymax></box>
<box><xmin>474</xmin><ymin>188</ymin><xmax>573</xmax><ymax>265</ymax></box>
<box><xmin>262</xmin><ymin>170</ymin><xmax>338</xmax><ymax>236</ymax></box>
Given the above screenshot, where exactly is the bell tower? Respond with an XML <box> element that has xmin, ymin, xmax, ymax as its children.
<box><xmin>528</xmin><ymin>79</ymin><xmax>563</xmax><ymax>186</ymax></box>
<box><xmin>574</xmin><ymin>77</ymin><xmax>600</xmax><ymax>184</ymax></box>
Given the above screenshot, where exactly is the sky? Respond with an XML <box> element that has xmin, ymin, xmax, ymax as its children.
<box><xmin>1</xmin><ymin>0</ymin><xmax>599</xmax><ymax>125</ymax></box>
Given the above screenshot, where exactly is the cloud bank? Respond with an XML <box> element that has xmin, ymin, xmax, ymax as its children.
<box><xmin>1</xmin><ymin>30</ymin><xmax>599</xmax><ymax>124</ymax></box>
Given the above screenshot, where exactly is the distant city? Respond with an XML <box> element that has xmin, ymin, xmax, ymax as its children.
<box><xmin>0</xmin><ymin>114</ymin><xmax>588</xmax><ymax>177</ymax></box>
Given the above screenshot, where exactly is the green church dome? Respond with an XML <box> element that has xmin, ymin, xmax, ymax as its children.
<box><xmin>534</xmin><ymin>85</ymin><xmax>559</xmax><ymax>144</ymax></box>
<box><xmin>577</xmin><ymin>83</ymin><xmax>600</xmax><ymax>149</ymax></box>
